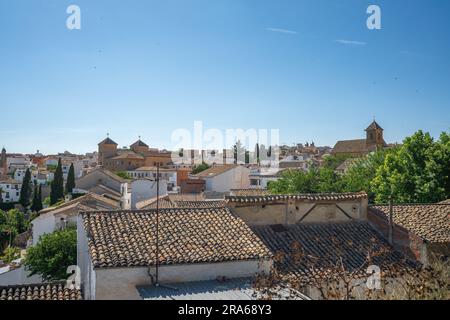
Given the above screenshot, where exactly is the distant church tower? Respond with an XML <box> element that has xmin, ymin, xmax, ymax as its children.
<box><xmin>365</xmin><ymin>121</ymin><xmax>386</xmax><ymax>150</ymax></box>
<box><xmin>0</xmin><ymin>147</ymin><xmax>6</xmax><ymax>179</ymax></box>
<box><xmin>98</xmin><ymin>136</ymin><xmax>118</xmax><ymax>167</ymax></box>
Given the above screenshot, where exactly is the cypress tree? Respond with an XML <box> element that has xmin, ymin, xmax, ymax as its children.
<box><xmin>19</xmin><ymin>168</ymin><xmax>32</xmax><ymax>208</ymax></box>
<box><xmin>50</xmin><ymin>158</ymin><xmax>64</xmax><ymax>205</ymax></box>
<box><xmin>36</xmin><ymin>184</ymin><xmax>43</xmax><ymax>212</ymax></box>
<box><xmin>65</xmin><ymin>163</ymin><xmax>75</xmax><ymax>194</ymax></box>
<box><xmin>31</xmin><ymin>183</ymin><xmax>39</xmax><ymax>212</ymax></box>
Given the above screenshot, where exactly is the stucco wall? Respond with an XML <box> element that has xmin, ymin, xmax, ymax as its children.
<box><xmin>229</xmin><ymin>198</ymin><xmax>367</xmax><ymax>226</ymax></box>
<box><xmin>205</xmin><ymin>167</ymin><xmax>250</xmax><ymax>193</ymax></box>
<box><xmin>32</xmin><ymin>213</ymin><xmax>56</xmax><ymax>245</ymax></box>
<box><xmin>130</xmin><ymin>179</ymin><xmax>167</xmax><ymax>209</ymax></box>
<box><xmin>94</xmin><ymin>259</ymin><xmax>272</xmax><ymax>300</ymax></box>
<box><xmin>77</xmin><ymin>215</ymin><xmax>96</xmax><ymax>300</ymax></box>
<box><xmin>75</xmin><ymin>170</ymin><xmax>122</xmax><ymax>193</ymax></box>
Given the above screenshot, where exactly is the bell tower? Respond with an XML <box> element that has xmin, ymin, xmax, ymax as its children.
<box><xmin>365</xmin><ymin>120</ymin><xmax>385</xmax><ymax>149</ymax></box>
<box><xmin>98</xmin><ymin>135</ymin><xmax>118</xmax><ymax>167</ymax></box>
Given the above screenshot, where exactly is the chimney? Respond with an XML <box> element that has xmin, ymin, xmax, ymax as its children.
<box><xmin>120</xmin><ymin>183</ymin><xmax>131</xmax><ymax>210</ymax></box>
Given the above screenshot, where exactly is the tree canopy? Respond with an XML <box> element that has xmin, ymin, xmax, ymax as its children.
<box><xmin>268</xmin><ymin>130</ymin><xmax>450</xmax><ymax>204</ymax></box>
<box><xmin>19</xmin><ymin>168</ymin><xmax>32</xmax><ymax>208</ymax></box>
<box><xmin>0</xmin><ymin>209</ymin><xmax>28</xmax><ymax>248</ymax></box>
<box><xmin>192</xmin><ymin>162</ymin><xmax>210</xmax><ymax>175</ymax></box>
<box><xmin>24</xmin><ymin>228</ymin><xmax>77</xmax><ymax>281</ymax></box>
<box><xmin>65</xmin><ymin>163</ymin><xmax>76</xmax><ymax>194</ymax></box>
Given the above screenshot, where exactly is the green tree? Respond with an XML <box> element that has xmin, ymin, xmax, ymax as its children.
<box><xmin>24</xmin><ymin>228</ymin><xmax>77</xmax><ymax>281</ymax></box>
<box><xmin>115</xmin><ymin>171</ymin><xmax>130</xmax><ymax>179</ymax></box>
<box><xmin>192</xmin><ymin>162</ymin><xmax>210</xmax><ymax>175</ymax></box>
<box><xmin>268</xmin><ymin>167</ymin><xmax>340</xmax><ymax>194</ymax></box>
<box><xmin>1</xmin><ymin>247</ymin><xmax>20</xmax><ymax>264</ymax></box>
<box><xmin>339</xmin><ymin>149</ymin><xmax>393</xmax><ymax>201</ymax></box>
<box><xmin>19</xmin><ymin>168</ymin><xmax>32</xmax><ymax>208</ymax></box>
<box><xmin>30</xmin><ymin>184</ymin><xmax>43</xmax><ymax>213</ymax></box>
<box><xmin>50</xmin><ymin>158</ymin><xmax>64</xmax><ymax>205</ymax></box>
<box><xmin>0</xmin><ymin>209</ymin><xmax>28</xmax><ymax>246</ymax></box>
<box><xmin>65</xmin><ymin>163</ymin><xmax>76</xmax><ymax>194</ymax></box>
<box><xmin>372</xmin><ymin>130</ymin><xmax>450</xmax><ymax>204</ymax></box>
<box><xmin>323</xmin><ymin>154</ymin><xmax>355</xmax><ymax>170</ymax></box>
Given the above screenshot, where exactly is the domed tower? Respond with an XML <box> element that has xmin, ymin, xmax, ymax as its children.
<box><xmin>365</xmin><ymin>121</ymin><xmax>386</xmax><ymax>150</ymax></box>
<box><xmin>98</xmin><ymin>136</ymin><xmax>118</xmax><ymax>167</ymax></box>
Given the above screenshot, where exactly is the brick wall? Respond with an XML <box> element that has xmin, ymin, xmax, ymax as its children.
<box><xmin>368</xmin><ymin>208</ymin><xmax>427</xmax><ymax>264</ymax></box>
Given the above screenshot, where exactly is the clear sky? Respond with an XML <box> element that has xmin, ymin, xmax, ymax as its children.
<box><xmin>0</xmin><ymin>0</ymin><xmax>449</xmax><ymax>154</ymax></box>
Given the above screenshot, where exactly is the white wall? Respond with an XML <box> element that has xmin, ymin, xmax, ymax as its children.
<box><xmin>77</xmin><ymin>215</ymin><xmax>96</xmax><ymax>301</ymax></box>
<box><xmin>0</xmin><ymin>266</ymin><xmax>42</xmax><ymax>286</ymax></box>
<box><xmin>0</xmin><ymin>182</ymin><xmax>21</xmax><ymax>203</ymax></box>
<box><xmin>92</xmin><ymin>259</ymin><xmax>272</xmax><ymax>300</ymax></box>
<box><xmin>205</xmin><ymin>166</ymin><xmax>250</xmax><ymax>193</ymax></box>
<box><xmin>130</xmin><ymin>179</ymin><xmax>167</xmax><ymax>209</ymax></box>
<box><xmin>31</xmin><ymin>213</ymin><xmax>56</xmax><ymax>245</ymax></box>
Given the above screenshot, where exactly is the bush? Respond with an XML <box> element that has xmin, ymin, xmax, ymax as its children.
<box><xmin>1</xmin><ymin>247</ymin><xmax>21</xmax><ymax>264</ymax></box>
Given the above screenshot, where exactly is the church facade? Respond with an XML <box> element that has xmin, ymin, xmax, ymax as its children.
<box><xmin>98</xmin><ymin>137</ymin><xmax>173</xmax><ymax>172</ymax></box>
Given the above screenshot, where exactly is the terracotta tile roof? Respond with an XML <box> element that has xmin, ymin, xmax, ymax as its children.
<box><xmin>230</xmin><ymin>189</ymin><xmax>271</xmax><ymax>196</ymax></box>
<box><xmin>79</xmin><ymin>168</ymin><xmax>129</xmax><ymax>184</ymax></box>
<box><xmin>168</xmin><ymin>193</ymin><xmax>206</xmax><ymax>202</ymax></box>
<box><xmin>252</xmin><ymin>222</ymin><xmax>419</xmax><ymax>283</ymax></box>
<box><xmin>192</xmin><ymin>164</ymin><xmax>238</xmax><ymax>178</ymax></box>
<box><xmin>98</xmin><ymin>137</ymin><xmax>118</xmax><ymax>146</ymax></box>
<box><xmin>130</xmin><ymin>139</ymin><xmax>149</xmax><ymax>148</ymax></box>
<box><xmin>332</xmin><ymin>139</ymin><xmax>368</xmax><ymax>154</ymax></box>
<box><xmin>365</xmin><ymin>120</ymin><xmax>384</xmax><ymax>131</ymax></box>
<box><xmin>0</xmin><ymin>282</ymin><xmax>82</xmax><ymax>301</ymax></box>
<box><xmin>111</xmin><ymin>152</ymin><xmax>145</xmax><ymax>160</ymax></box>
<box><xmin>39</xmin><ymin>192</ymin><xmax>119</xmax><ymax>214</ymax></box>
<box><xmin>136</xmin><ymin>195</ymin><xmax>176</xmax><ymax>209</ymax></box>
<box><xmin>369</xmin><ymin>204</ymin><xmax>450</xmax><ymax>243</ymax></box>
<box><xmin>226</xmin><ymin>192</ymin><xmax>368</xmax><ymax>203</ymax></box>
<box><xmin>82</xmin><ymin>208</ymin><xmax>272</xmax><ymax>268</ymax></box>
<box><xmin>175</xmin><ymin>200</ymin><xmax>226</xmax><ymax>208</ymax></box>
<box><xmin>137</xmin><ymin>195</ymin><xmax>225</xmax><ymax>210</ymax></box>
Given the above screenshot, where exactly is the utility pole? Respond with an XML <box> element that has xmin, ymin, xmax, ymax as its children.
<box><xmin>388</xmin><ymin>197</ymin><xmax>394</xmax><ymax>245</ymax></box>
<box><xmin>155</xmin><ymin>162</ymin><xmax>160</xmax><ymax>286</ymax></box>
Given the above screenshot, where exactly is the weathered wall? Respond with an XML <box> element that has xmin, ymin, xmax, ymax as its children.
<box><xmin>32</xmin><ymin>213</ymin><xmax>56</xmax><ymax>245</ymax></box>
<box><xmin>229</xmin><ymin>198</ymin><xmax>367</xmax><ymax>226</ymax></box>
<box><xmin>75</xmin><ymin>170</ymin><xmax>122</xmax><ymax>193</ymax></box>
<box><xmin>94</xmin><ymin>259</ymin><xmax>272</xmax><ymax>300</ymax></box>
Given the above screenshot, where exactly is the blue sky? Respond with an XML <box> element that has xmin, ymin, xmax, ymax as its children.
<box><xmin>0</xmin><ymin>0</ymin><xmax>449</xmax><ymax>154</ymax></box>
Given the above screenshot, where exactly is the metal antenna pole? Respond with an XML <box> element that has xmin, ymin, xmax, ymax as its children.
<box><xmin>155</xmin><ymin>163</ymin><xmax>160</xmax><ymax>286</ymax></box>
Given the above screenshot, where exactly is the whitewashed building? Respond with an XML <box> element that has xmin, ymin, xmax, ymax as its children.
<box><xmin>190</xmin><ymin>165</ymin><xmax>250</xmax><ymax>194</ymax></box>
<box><xmin>0</xmin><ymin>180</ymin><xmax>21</xmax><ymax>203</ymax></box>
<box><xmin>77</xmin><ymin>207</ymin><xmax>272</xmax><ymax>300</ymax></box>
